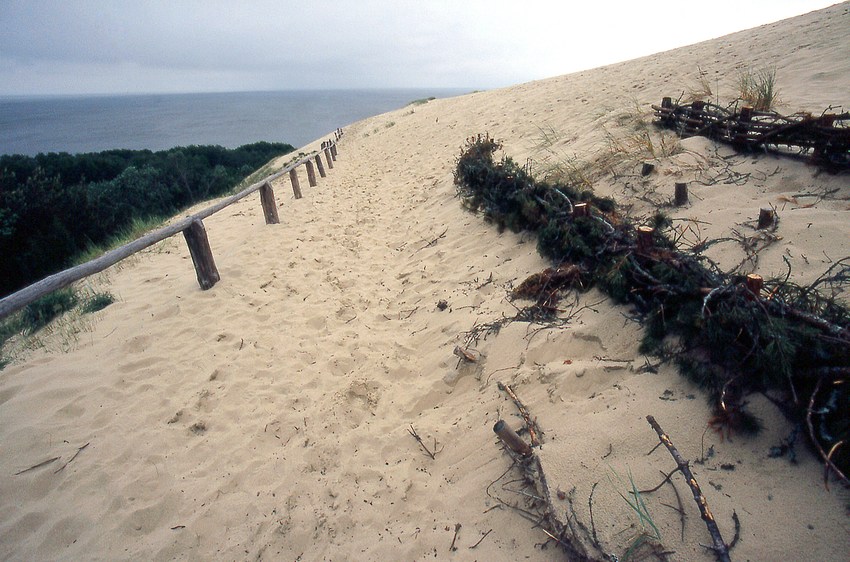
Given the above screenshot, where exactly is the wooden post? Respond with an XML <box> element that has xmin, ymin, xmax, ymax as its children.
<box><xmin>330</xmin><ymin>144</ymin><xmax>338</xmax><ymax>159</ymax></box>
<box><xmin>324</xmin><ymin>148</ymin><xmax>334</xmax><ymax>169</ymax></box>
<box><xmin>573</xmin><ymin>202</ymin><xmax>589</xmax><ymax>217</ymax></box>
<box><xmin>493</xmin><ymin>420</ymin><xmax>532</xmax><ymax>457</ymax></box>
<box><xmin>757</xmin><ymin>207</ymin><xmax>775</xmax><ymax>229</ymax></box>
<box><xmin>661</xmin><ymin>97</ymin><xmax>672</xmax><ymax>109</ymax></box>
<box><xmin>674</xmin><ymin>182</ymin><xmax>689</xmax><ymax>206</ymax></box>
<box><xmin>637</xmin><ymin>226</ymin><xmax>655</xmax><ymax>252</ymax></box>
<box><xmin>746</xmin><ymin>274</ymin><xmax>763</xmax><ymax>298</ymax></box>
<box><xmin>183</xmin><ymin>219</ymin><xmax>220</xmax><ymax>290</ymax></box>
<box><xmin>289</xmin><ymin>169</ymin><xmax>303</xmax><ymax>199</ymax></box>
<box><xmin>314</xmin><ymin>154</ymin><xmax>326</xmax><ymax>178</ymax></box>
<box><xmin>641</xmin><ymin>162</ymin><xmax>655</xmax><ymax>176</ymax></box>
<box><xmin>259</xmin><ymin>181</ymin><xmax>279</xmax><ymax>224</ymax></box>
<box><xmin>735</xmin><ymin>106</ymin><xmax>754</xmax><ymax>147</ymax></box>
<box><xmin>305</xmin><ymin>160</ymin><xmax>317</xmax><ymax>187</ymax></box>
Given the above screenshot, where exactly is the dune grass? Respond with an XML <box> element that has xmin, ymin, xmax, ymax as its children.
<box><xmin>738</xmin><ymin>67</ymin><xmax>779</xmax><ymax>110</ymax></box>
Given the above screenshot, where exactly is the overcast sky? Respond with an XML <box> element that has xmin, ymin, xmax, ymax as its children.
<box><xmin>0</xmin><ymin>0</ymin><xmax>839</xmax><ymax>96</ymax></box>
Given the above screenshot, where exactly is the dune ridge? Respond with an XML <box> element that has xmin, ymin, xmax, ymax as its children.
<box><xmin>2</xmin><ymin>3</ymin><xmax>849</xmax><ymax>560</ymax></box>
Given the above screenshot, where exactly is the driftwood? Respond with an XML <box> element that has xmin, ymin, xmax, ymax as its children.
<box><xmin>646</xmin><ymin>416</ymin><xmax>731</xmax><ymax>562</ymax></box>
<box><xmin>653</xmin><ymin>98</ymin><xmax>850</xmax><ymax>168</ymax></box>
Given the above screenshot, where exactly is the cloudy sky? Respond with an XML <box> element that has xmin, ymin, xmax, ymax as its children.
<box><xmin>0</xmin><ymin>0</ymin><xmax>838</xmax><ymax>96</ymax></box>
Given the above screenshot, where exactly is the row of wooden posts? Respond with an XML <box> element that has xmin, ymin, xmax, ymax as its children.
<box><xmin>186</xmin><ymin>133</ymin><xmax>341</xmax><ymax>290</ymax></box>
<box><xmin>0</xmin><ymin>128</ymin><xmax>344</xmax><ymax>320</ymax></box>
<box><xmin>639</xmin><ymin>162</ymin><xmax>776</xmax><ymax>229</ymax></box>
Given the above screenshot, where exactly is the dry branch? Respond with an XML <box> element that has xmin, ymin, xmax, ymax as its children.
<box><xmin>646</xmin><ymin>416</ymin><xmax>731</xmax><ymax>562</ymax></box>
<box><xmin>497</xmin><ymin>382</ymin><xmax>542</xmax><ymax>447</ymax></box>
<box><xmin>407</xmin><ymin>425</ymin><xmax>440</xmax><ymax>460</ymax></box>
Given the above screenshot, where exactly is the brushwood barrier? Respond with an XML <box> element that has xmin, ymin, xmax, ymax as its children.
<box><xmin>454</xmin><ymin>134</ymin><xmax>850</xmax><ymax>486</ymax></box>
<box><xmin>653</xmin><ymin>97</ymin><xmax>850</xmax><ymax>169</ymax></box>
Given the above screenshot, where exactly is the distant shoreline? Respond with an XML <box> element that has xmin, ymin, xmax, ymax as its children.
<box><xmin>0</xmin><ymin>88</ymin><xmax>472</xmax><ymax>157</ymax></box>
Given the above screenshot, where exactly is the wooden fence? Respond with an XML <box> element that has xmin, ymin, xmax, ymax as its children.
<box><xmin>0</xmin><ymin>128</ymin><xmax>344</xmax><ymax>320</ymax></box>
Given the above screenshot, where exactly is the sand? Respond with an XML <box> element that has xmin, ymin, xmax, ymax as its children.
<box><xmin>2</xmin><ymin>3</ymin><xmax>849</xmax><ymax>560</ymax></box>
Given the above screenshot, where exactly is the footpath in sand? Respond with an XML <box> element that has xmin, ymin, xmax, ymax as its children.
<box><xmin>2</xmin><ymin>3</ymin><xmax>850</xmax><ymax>560</ymax></box>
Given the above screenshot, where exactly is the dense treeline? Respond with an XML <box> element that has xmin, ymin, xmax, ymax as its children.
<box><xmin>0</xmin><ymin>142</ymin><xmax>293</xmax><ymax>297</ymax></box>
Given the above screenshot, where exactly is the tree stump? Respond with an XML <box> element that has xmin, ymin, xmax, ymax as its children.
<box><xmin>746</xmin><ymin>274</ymin><xmax>764</xmax><ymax>298</ymax></box>
<box><xmin>757</xmin><ymin>207</ymin><xmax>775</xmax><ymax>229</ymax></box>
<box><xmin>324</xmin><ymin>148</ymin><xmax>334</xmax><ymax>169</ymax></box>
<box><xmin>637</xmin><ymin>226</ymin><xmax>655</xmax><ymax>252</ymax></box>
<box><xmin>259</xmin><ymin>181</ymin><xmax>279</xmax><ymax>224</ymax></box>
<box><xmin>674</xmin><ymin>182</ymin><xmax>689</xmax><ymax>206</ymax></box>
<box><xmin>573</xmin><ymin>202</ymin><xmax>589</xmax><ymax>217</ymax></box>
<box><xmin>734</xmin><ymin>106</ymin><xmax>754</xmax><ymax>147</ymax></box>
<box><xmin>641</xmin><ymin>162</ymin><xmax>655</xmax><ymax>176</ymax></box>
<box><xmin>493</xmin><ymin>420</ymin><xmax>532</xmax><ymax>457</ymax></box>
<box><xmin>315</xmin><ymin>154</ymin><xmax>326</xmax><ymax>178</ymax></box>
<box><xmin>289</xmin><ymin>169</ymin><xmax>303</xmax><ymax>199</ymax></box>
<box><xmin>183</xmin><ymin>219</ymin><xmax>220</xmax><ymax>290</ymax></box>
<box><xmin>305</xmin><ymin>161</ymin><xmax>317</xmax><ymax>187</ymax></box>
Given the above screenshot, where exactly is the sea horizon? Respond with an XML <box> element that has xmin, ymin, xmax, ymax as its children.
<box><xmin>0</xmin><ymin>87</ymin><xmax>473</xmax><ymax>157</ymax></box>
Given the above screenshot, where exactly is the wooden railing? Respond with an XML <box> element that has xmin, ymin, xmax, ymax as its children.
<box><xmin>0</xmin><ymin>129</ymin><xmax>344</xmax><ymax>320</ymax></box>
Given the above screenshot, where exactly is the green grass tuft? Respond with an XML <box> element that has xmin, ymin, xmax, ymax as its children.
<box><xmin>738</xmin><ymin>67</ymin><xmax>778</xmax><ymax>111</ymax></box>
<box><xmin>81</xmin><ymin>292</ymin><xmax>115</xmax><ymax>314</ymax></box>
<box><xmin>20</xmin><ymin>288</ymin><xmax>79</xmax><ymax>334</ymax></box>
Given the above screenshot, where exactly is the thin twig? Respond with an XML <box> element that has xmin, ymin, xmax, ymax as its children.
<box><xmin>14</xmin><ymin>456</ymin><xmax>60</xmax><ymax>476</ymax></box>
<box><xmin>449</xmin><ymin>523</ymin><xmax>461</xmax><ymax>551</ymax></box>
<box><xmin>469</xmin><ymin>529</ymin><xmax>493</xmax><ymax>549</ymax></box>
<box><xmin>805</xmin><ymin>380</ymin><xmax>850</xmax><ymax>489</ymax></box>
<box><xmin>729</xmin><ymin>511</ymin><xmax>741</xmax><ymax>550</ymax></box>
<box><xmin>588</xmin><ymin>481</ymin><xmax>600</xmax><ymax>545</ymax></box>
<box><xmin>415</xmin><ymin>227</ymin><xmax>449</xmax><ymax>253</ymax></box>
<box><xmin>54</xmin><ymin>442</ymin><xmax>90</xmax><ymax>474</ymax></box>
<box><xmin>407</xmin><ymin>425</ymin><xmax>439</xmax><ymax>460</ymax></box>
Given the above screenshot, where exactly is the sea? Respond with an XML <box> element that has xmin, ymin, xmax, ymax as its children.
<box><xmin>0</xmin><ymin>88</ymin><xmax>471</xmax><ymax>157</ymax></box>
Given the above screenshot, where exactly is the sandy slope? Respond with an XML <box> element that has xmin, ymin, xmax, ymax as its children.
<box><xmin>2</xmin><ymin>3</ymin><xmax>850</xmax><ymax>560</ymax></box>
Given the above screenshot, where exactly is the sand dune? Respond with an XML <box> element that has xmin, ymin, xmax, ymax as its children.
<box><xmin>2</xmin><ymin>3</ymin><xmax>849</xmax><ymax>560</ymax></box>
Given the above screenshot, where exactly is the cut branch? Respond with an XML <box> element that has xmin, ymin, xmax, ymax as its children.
<box><xmin>497</xmin><ymin>381</ymin><xmax>543</xmax><ymax>447</ymax></box>
<box><xmin>646</xmin><ymin>415</ymin><xmax>730</xmax><ymax>562</ymax></box>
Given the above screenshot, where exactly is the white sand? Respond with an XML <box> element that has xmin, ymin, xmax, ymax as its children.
<box><xmin>2</xmin><ymin>3</ymin><xmax>849</xmax><ymax>560</ymax></box>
